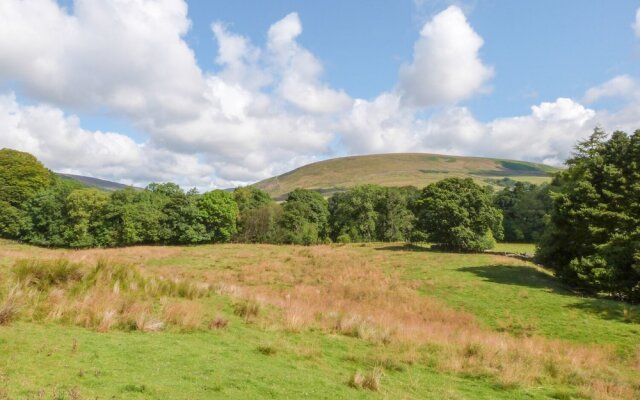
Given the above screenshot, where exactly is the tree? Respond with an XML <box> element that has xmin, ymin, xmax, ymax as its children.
<box><xmin>0</xmin><ymin>148</ymin><xmax>52</xmax><ymax>207</ymax></box>
<box><xmin>494</xmin><ymin>182</ymin><xmax>552</xmax><ymax>242</ymax></box>
<box><xmin>233</xmin><ymin>186</ymin><xmax>272</xmax><ymax>213</ymax></box>
<box><xmin>0</xmin><ymin>201</ymin><xmax>28</xmax><ymax>239</ymax></box>
<box><xmin>198</xmin><ymin>190</ymin><xmax>239</xmax><ymax>243</ymax></box>
<box><xmin>103</xmin><ymin>188</ymin><xmax>164</xmax><ymax>246</ymax></box>
<box><xmin>278</xmin><ymin>189</ymin><xmax>329</xmax><ymax>245</ymax></box>
<box><xmin>415</xmin><ymin>178</ymin><xmax>503</xmax><ymax>252</ymax></box>
<box><xmin>63</xmin><ymin>188</ymin><xmax>110</xmax><ymax>247</ymax></box>
<box><xmin>536</xmin><ymin>129</ymin><xmax>640</xmax><ymax>302</ymax></box>
<box><xmin>328</xmin><ymin>185</ymin><xmax>417</xmax><ymax>242</ymax></box>
<box><xmin>329</xmin><ymin>185</ymin><xmax>382</xmax><ymax>242</ymax></box>
<box><xmin>156</xmin><ymin>186</ymin><xmax>208</xmax><ymax>244</ymax></box>
<box><xmin>21</xmin><ymin>177</ymin><xmax>82</xmax><ymax>247</ymax></box>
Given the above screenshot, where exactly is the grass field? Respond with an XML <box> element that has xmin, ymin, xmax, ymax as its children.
<box><xmin>0</xmin><ymin>240</ymin><xmax>638</xmax><ymax>399</ymax></box>
<box><xmin>253</xmin><ymin>153</ymin><xmax>559</xmax><ymax>198</ymax></box>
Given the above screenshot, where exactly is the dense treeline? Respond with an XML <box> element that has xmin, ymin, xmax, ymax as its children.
<box><xmin>0</xmin><ymin>148</ymin><xmax>509</xmax><ymax>250</ymax></box>
<box><xmin>2</xmin><ymin>128</ymin><xmax>639</xmax><ymax>302</ymax></box>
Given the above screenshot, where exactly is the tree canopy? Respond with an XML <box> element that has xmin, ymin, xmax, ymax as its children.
<box><xmin>536</xmin><ymin>129</ymin><xmax>640</xmax><ymax>302</ymax></box>
<box><xmin>415</xmin><ymin>178</ymin><xmax>503</xmax><ymax>252</ymax></box>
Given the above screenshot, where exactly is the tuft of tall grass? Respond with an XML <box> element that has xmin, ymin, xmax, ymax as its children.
<box><xmin>233</xmin><ymin>299</ymin><xmax>261</xmax><ymax>322</ymax></box>
<box><xmin>3</xmin><ymin>258</ymin><xmax>212</xmax><ymax>332</ymax></box>
<box><xmin>349</xmin><ymin>368</ymin><xmax>382</xmax><ymax>391</ymax></box>
<box><xmin>0</xmin><ymin>286</ymin><xmax>20</xmax><ymax>326</ymax></box>
<box><xmin>13</xmin><ymin>259</ymin><xmax>83</xmax><ymax>290</ymax></box>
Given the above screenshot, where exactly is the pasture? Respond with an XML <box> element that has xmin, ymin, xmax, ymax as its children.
<box><xmin>0</xmin><ymin>240</ymin><xmax>638</xmax><ymax>399</ymax></box>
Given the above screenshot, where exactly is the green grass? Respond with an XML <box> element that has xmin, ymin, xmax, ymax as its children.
<box><xmin>368</xmin><ymin>244</ymin><xmax>640</xmax><ymax>350</ymax></box>
<box><xmin>0</xmin><ymin>241</ymin><xmax>638</xmax><ymax>399</ymax></box>
<box><xmin>1</xmin><ymin>322</ymin><xmax>557</xmax><ymax>399</ymax></box>
<box><xmin>252</xmin><ymin>153</ymin><xmax>558</xmax><ymax>198</ymax></box>
<box><xmin>492</xmin><ymin>242</ymin><xmax>536</xmax><ymax>254</ymax></box>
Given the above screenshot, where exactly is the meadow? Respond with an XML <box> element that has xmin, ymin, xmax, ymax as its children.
<box><xmin>0</xmin><ymin>239</ymin><xmax>638</xmax><ymax>400</ymax></box>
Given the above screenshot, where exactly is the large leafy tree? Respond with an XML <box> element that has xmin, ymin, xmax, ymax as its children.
<box><xmin>415</xmin><ymin>178</ymin><xmax>503</xmax><ymax>251</ymax></box>
<box><xmin>103</xmin><ymin>188</ymin><xmax>165</xmax><ymax>246</ymax></box>
<box><xmin>537</xmin><ymin>129</ymin><xmax>640</xmax><ymax>302</ymax></box>
<box><xmin>198</xmin><ymin>190</ymin><xmax>239</xmax><ymax>243</ymax></box>
<box><xmin>0</xmin><ymin>148</ymin><xmax>53</xmax><ymax>207</ymax></box>
<box><xmin>63</xmin><ymin>188</ymin><xmax>111</xmax><ymax>247</ymax></box>
<box><xmin>278</xmin><ymin>188</ymin><xmax>329</xmax><ymax>245</ymax></box>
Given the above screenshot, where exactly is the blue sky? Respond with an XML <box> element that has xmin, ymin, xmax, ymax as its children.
<box><xmin>1</xmin><ymin>0</ymin><xmax>639</xmax><ymax>188</ymax></box>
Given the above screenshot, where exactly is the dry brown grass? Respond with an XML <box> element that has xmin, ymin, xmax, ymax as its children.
<box><xmin>191</xmin><ymin>245</ymin><xmax>638</xmax><ymax>399</ymax></box>
<box><xmin>3</xmin><ymin>258</ymin><xmax>211</xmax><ymax>332</ymax></box>
<box><xmin>1</xmin><ymin>243</ymin><xmax>638</xmax><ymax>399</ymax></box>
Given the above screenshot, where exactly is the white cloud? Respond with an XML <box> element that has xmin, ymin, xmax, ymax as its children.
<box><xmin>398</xmin><ymin>6</ymin><xmax>493</xmax><ymax>107</ymax></box>
<box><xmin>267</xmin><ymin>13</ymin><xmax>353</xmax><ymax>114</ymax></box>
<box><xmin>634</xmin><ymin>8</ymin><xmax>640</xmax><ymax>37</ymax></box>
<box><xmin>339</xmin><ymin>95</ymin><xmax>598</xmax><ymax>166</ymax></box>
<box><xmin>0</xmin><ymin>92</ymin><xmax>216</xmax><ymax>188</ymax></box>
<box><xmin>0</xmin><ymin>1</ymin><xmax>638</xmax><ymax>190</ymax></box>
<box><xmin>0</xmin><ymin>0</ymin><xmax>204</xmax><ymax>122</ymax></box>
<box><xmin>584</xmin><ymin>75</ymin><xmax>639</xmax><ymax>103</ymax></box>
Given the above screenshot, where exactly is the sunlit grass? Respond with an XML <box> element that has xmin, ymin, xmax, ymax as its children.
<box><xmin>0</xmin><ymin>240</ymin><xmax>638</xmax><ymax>399</ymax></box>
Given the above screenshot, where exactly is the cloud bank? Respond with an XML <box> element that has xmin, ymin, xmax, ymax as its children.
<box><xmin>0</xmin><ymin>1</ymin><xmax>638</xmax><ymax>188</ymax></box>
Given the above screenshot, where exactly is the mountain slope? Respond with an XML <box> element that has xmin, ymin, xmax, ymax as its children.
<box><xmin>56</xmin><ymin>173</ymin><xmax>139</xmax><ymax>191</ymax></box>
<box><xmin>253</xmin><ymin>153</ymin><xmax>559</xmax><ymax>199</ymax></box>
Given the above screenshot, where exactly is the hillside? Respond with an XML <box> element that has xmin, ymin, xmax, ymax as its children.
<box><xmin>253</xmin><ymin>153</ymin><xmax>559</xmax><ymax>199</ymax></box>
<box><xmin>56</xmin><ymin>173</ymin><xmax>140</xmax><ymax>191</ymax></box>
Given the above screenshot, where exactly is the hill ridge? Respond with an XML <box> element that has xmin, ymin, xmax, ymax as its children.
<box><xmin>253</xmin><ymin>152</ymin><xmax>558</xmax><ymax>199</ymax></box>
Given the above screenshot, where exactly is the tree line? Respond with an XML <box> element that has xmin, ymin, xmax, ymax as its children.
<box><xmin>1</xmin><ymin>128</ymin><xmax>638</xmax><ymax>301</ymax></box>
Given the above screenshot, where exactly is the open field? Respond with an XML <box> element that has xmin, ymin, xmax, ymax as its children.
<box><xmin>253</xmin><ymin>153</ymin><xmax>559</xmax><ymax>198</ymax></box>
<box><xmin>0</xmin><ymin>239</ymin><xmax>638</xmax><ymax>399</ymax></box>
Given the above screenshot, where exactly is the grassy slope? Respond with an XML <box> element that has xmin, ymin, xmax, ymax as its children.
<box><xmin>0</xmin><ymin>240</ymin><xmax>638</xmax><ymax>399</ymax></box>
<box><xmin>253</xmin><ymin>153</ymin><xmax>559</xmax><ymax>198</ymax></box>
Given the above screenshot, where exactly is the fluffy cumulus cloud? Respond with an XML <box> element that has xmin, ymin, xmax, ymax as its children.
<box><xmin>634</xmin><ymin>8</ymin><xmax>640</xmax><ymax>37</ymax></box>
<box><xmin>584</xmin><ymin>75</ymin><xmax>639</xmax><ymax>103</ymax></box>
<box><xmin>0</xmin><ymin>92</ymin><xmax>216</xmax><ymax>188</ymax></box>
<box><xmin>340</xmin><ymin>95</ymin><xmax>598</xmax><ymax>166</ymax></box>
<box><xmin>0</xmin><ymin>1</ymin><xmax>638</xmax><ymax>189</ymax></box>
<box><xmin>398</xmin><ymin>6</ymin><xmax>493</xmax><ymax>107</ymax></box>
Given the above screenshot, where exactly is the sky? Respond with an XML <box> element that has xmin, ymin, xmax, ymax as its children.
<box><xmin>1</xmin><ymin>0</ymin><xmax>639</xmax><ymax>190</ymax></box>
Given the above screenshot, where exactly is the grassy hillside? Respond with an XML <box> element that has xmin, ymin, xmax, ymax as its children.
<box><xmin>0</xmin><ymin>240</ymin><xmax>638</xmax><ymax>399</ymax></box>
<box><xmin>253</xmin><ymin>153</ymin><xmax>559</xmax><ymax>199</ymax></box>
<box><xmin>56</xmin><ymin>173</ymin><xmax>140</xmax><ymax>192</ymax></box>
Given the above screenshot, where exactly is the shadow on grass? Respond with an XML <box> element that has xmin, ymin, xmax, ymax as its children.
<box><xmin>461</xmin><ymin>265</ymin><xmax>640</xmax><ymax>324</ymax></box>
<box><xmin>568</xmin><ymin>299</ymin><xmax>640</xmax><ymax>324</ymax></box>
<box><xmin>374</xmin><ymin>243</ymin><xmax>460</xmax><ymax>253</ymax></box>
<box><xmin>458</xmin><ymin>264</ymin><xmax>572</xmax><ymax>295</ymax></box>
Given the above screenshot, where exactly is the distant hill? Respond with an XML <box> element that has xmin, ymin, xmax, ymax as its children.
<box><xmin>253</xmin><ymin>153</ymin><xmax>560</xmax><ymax>199</ymax></box>
<box><xmin>56</xmin><ymin>173</ymin><xmax>140</xmax><ymax>192</ymax></box>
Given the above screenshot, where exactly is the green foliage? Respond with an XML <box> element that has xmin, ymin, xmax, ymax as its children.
<box><xmin>199</xmin><ymin>190</ymin><xmax>238</xmax><ymax>243</ymax></box>
<box><xmin>234</xmin><ymin>203</ymin><xmax>282</xmax><ymax>243</ymax></box>
<box><xmin>536</xmin><ymin>129</ymin><xmax>640</xmax><ymax>302</ymax></box>
<box><xmin>0</xmin><ymin>148</ymin><xmax>53</xmax><ymax>207</ymax></box>
<box><xmin>0</xmin><ymin>201</ymin><xmax>28</xmax><ymax>239</ymax></box>
<box><xmin>328</xmin><ymin>185</ymin><xmax>417</xmax><ymax>242</ymax></box>
<box><xmin>494</xmin><ymin>182</ymin><xmax>552</xmax><ymax>242</ymax></box>
<box><xmin>278</xmin><ymin>189</ymin><xmax>329</xmax><ymax>245</ymax></box>
<box><xmin>64</xmin><ymin>188</ymin><xmax>110</xmax><ymax>247</ymax></box>
<box><xmin>415</xmin><ymin>178</ymin><xmax>503</xmax><ymax>251</ymax></box>
<box><xmin>21</xmin><ymin>177</ymin><xmax>81</xmax><ymax>247</ymax></box>
<box><xmin>233</xmin><ymin>186</ymin><xmax>272</xmax><ymax>213</ymax></box>
<box><xmin>103</xmin><ymin>188</ymin><xmax>164</xmax><ymax>246</ymax></box>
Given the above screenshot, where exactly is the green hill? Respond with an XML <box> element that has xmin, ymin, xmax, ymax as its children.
<box><xmin>56</xmin><ymin>173</ymin><xmax>141</xmax><ymax>192</ymax></box>
<box><xmin>253</xmin><ymin>153</ymin><xmax>559</xmax><ymax>199</ymax></box>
